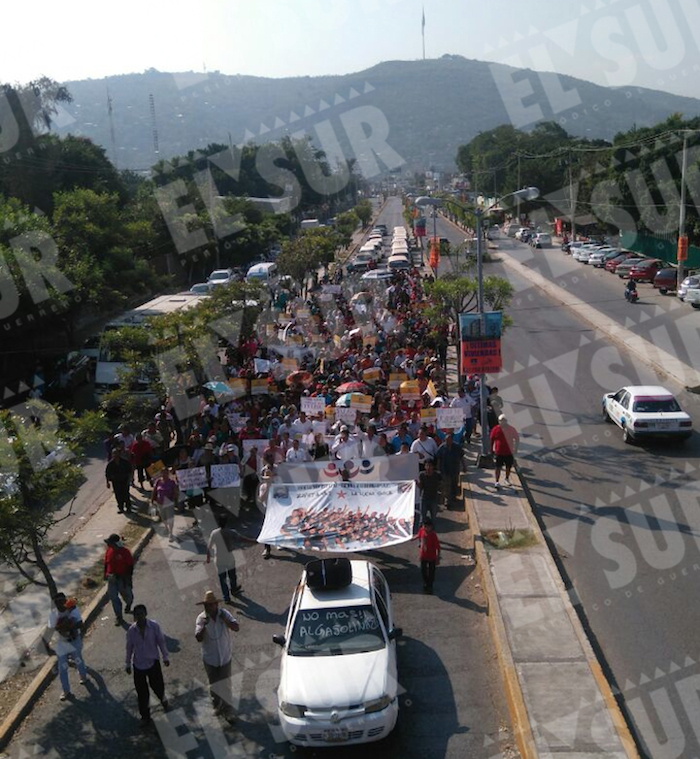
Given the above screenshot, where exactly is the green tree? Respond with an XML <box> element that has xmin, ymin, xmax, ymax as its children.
<box><xmin>355</xmin><ymin>199</ymin><xmax>373</xmax><ymax>228</ymax></box>
<box><xmin>0</xmin><ymin>401</ymin><xmax>107</xmax><ymax>597</ymax></box>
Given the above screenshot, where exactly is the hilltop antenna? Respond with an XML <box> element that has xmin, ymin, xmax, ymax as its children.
<box><xmin>149</xmin><ymin>93</ymin><xmax>159</xmax><ymax>156</ymax></box>
<box><xmin>106</xmin><ymin>87</ymin><xmax>118</xmax><ymax>169</ymax></box>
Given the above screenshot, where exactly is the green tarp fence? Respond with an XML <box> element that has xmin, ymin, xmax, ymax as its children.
<box><xmin>620</xmin><ymin>230</ymin><xmax>700</xmax><ymax>269</ymax></box>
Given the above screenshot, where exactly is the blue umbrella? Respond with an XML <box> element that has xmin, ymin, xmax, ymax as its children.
<box><xmin>203</xmin><ymin>380</ymin><xmax>236</xmax><ymax>400</ymax></box>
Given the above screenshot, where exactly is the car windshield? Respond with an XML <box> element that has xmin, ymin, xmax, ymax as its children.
<box><xmin>633</xmin><ymin>398</ymin><xmax>681</xmax><ymax>413</ymax></box>
<box><xmin>210</xmin><ymin>272</ymin><xmax>229</xmax><ymax>281</ymax></box>
<box><xmin>289</xmin><ymin>605</ymin><xmax>385</xmax><ymax>656</ymax></box>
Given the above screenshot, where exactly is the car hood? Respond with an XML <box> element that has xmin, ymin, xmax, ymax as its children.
<box><xmin>281</xmin><ymin>648</ymin><xmax>391</xmax><ymax>708</ymax></box>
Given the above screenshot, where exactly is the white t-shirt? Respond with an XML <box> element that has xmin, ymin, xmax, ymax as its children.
<box><xmin>286</xmin><ymin>447</ymin><xmax>310</xmax><ymax>463</ymax></box>
<box><xmin>411</xmin><ymin>436</ymin><xmax>438</xmax><ymax>462</ymax></box>
<box><xmin>48</xmin><ymin>606</ymin><xmax>82</xmax><ymax>656</ymax></box>
<box><xmin>195</xmin><ymin>608</ymin><xmax>237</xmax><ymax>667</ymax></box>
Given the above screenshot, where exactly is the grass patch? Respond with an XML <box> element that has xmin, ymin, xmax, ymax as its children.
<box><xmin>482</xmin><ymin>528</ymin><xmax>538</xmax><ymax>550</ymax></box>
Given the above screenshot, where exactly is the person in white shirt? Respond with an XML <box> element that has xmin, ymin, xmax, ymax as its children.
<box><xmin>410</xmin><ymin>426</ymin><xmax>438</xmax><ymax>465</ymax></box>
<box><xmin>291</xmin><ymin>411</ymin><xmax>313</xmax><ymax>436</ymax></box>
<box><xmin>285</xmin><ymin>439</ymin><xmax>310</xmax><ymax>463</ymax></box>
<box><xmin>195</xmin><ymin>590</ymin><xmax>239</xmax><ymax>718</ymax></box>
<box><xmin>450</xmin><ymin>387</ymin><xmax>475</xmax><ymax>443</ymax></box>
<box><xmin>358</xmin><ymin>424</ymin><xmax>384</xmax><ymax>458</ymax></box>
<box><xmin>331</xmin><ymin>426</ymin><xmax>360</xmax><ymax>460</ymax></box>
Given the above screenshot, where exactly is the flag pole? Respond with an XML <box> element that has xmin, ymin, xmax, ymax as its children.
<box><xmin>422</xmin><ymin>7</ymin><xmax>426</xmax><ymax>60</ymax></box>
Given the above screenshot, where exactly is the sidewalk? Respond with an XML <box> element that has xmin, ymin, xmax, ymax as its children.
<box><xmin>463</xmin><ymin>465</ymin><xmax>637</xmax><ymax>758</ymax></box>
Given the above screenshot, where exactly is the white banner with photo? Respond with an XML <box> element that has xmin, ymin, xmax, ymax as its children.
<box><xmin>257</xmin><ymin>481</ymin><xmax>415</xmax><ymax>552</ymax></box>
<box><xmin>277</xmin><ymin>453</ymin><xmax>419</xmax><ymax>484</ymax></box>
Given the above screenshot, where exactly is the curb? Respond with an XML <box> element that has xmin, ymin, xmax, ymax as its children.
<box><xmin>463</xmin><ymin>478</ymin><xmax>538</xmax><ymax>759</ymax></box>
<box><xmin>0</xmin><ymin>525</ymin><xmax>155</xmax><ymax>751</ymax></box>
<box><xmin>463</xmin><ymin>466</ymin><xmax>640</xmax><ymax>758</ymax></box>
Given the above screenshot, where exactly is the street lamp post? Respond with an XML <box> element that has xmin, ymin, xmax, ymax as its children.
<box><xmin>416</xmin><ymin>187</ymin><xmax>539</xmax><ymax>467</ymax></box>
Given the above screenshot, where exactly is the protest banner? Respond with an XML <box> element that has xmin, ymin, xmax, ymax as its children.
<box><xmin>257</xmin><ymin>481</ymin><xmax>415</xmax><ymax>552</ymax></box>
<box><xmin>301</xmin><ymin>397</ymin><xmax>326</xmax><ymax>415</ymax></box>
<box><xmin>175</xmin><ymin>466</ymin><xmax>208</xmax><ymax>490</ymax></box>
<box><xmin>335</xmin><ymin>407</ymin><xmax>357</xmax><ymax>424</ymax></box>
<box><xmin>389</xmin><ymin>372</ymin><xmax>407</xmax><ymax>389</ymax></box>
<box><xmin>210</xmin><ymin>464</ymin><xmax>241</xmax><ymax>488</ymax></box>
<box><xmin>241</xmin><ymin>438</ymin><xmax>267</xmax><ymax>455</ymax></box>
<box><xmin>254</xmin><ymin>358</ymin><xmax>271</xmax><ymax>374</ymax></box>
<box><xmin>436</xmin><ymin>407</ymin><xmax>464</xmax><ymax>430</ymax></box>
<box><xmin>250</xmin><ymin>378</ymin><xmax>269</xmax><ymax>396</ymax></box>
<box><xmin>226</xmin><ymin>378</ymin><xmax>248</xmax><ymax>398</ymax></box>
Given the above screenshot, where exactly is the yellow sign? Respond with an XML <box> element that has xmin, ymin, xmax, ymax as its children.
<box><xmin>421</xmin><ymin>408</ymin><xmax>437</xmax><ymax>425</ymax></box>
<box><xmin>227</xmin><ymin>378</ymin><xmax>248</xmax><ymax>398</ymax></box>
<box><xmin>363</xmin><ymin>367</ymin><xmax>381</xmax><ymax>383</ymax></box>
<box><xmin>282</xmin><ymin>357</ymin><xmax>298</xmax><ymax>372</ymax></box>
<box><xmin>399</xmin><ymin>380</ymin><xmax>421</xmax><ymax>400</ymax></box>
<box><xmin>250</xmin><ymin>378</ymin><xmax>269</xmax><ymax>396</ymax></box>
<box><xmin>146</xmin><ymin>460</ymin><xmax>165</xmax><ymax>480</ymax></box>
<box><xmin>389</xmin><ymin>372</ymin><xmax>408</xmax><ymax>389</ymax></box>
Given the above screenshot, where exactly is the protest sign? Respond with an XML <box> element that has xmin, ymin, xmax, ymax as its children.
<box><xmin>175</xmin><ymin>466</ymin><xmax>208</xmax><ymax>490</ymax></box>
<box><xmin>301</xmin><ymin>397</ymin><xmax>326</xmax><ymax>415</ymax></box>
<box><xmin>210</xmin><ymin>464</ymin><xmax>241</xmax><ymax>488</ymax></box>
<box><xmin>436</xmin><ymin>407</ymin><xmax>464</xmax><ymax>430</ymax></box>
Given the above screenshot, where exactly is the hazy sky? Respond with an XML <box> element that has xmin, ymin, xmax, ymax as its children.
<box><xmin>4</xmin><ymin>0</ymin><xmax>700</xmax><ymax>98</ymax></box>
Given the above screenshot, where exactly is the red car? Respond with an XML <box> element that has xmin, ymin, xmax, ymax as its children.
<box><xmin>605</xmin><ymin>252</ymin><xmax>636</xmax><ymax>272</ymax></box>
<box><xmin>628</xmin><ymin>259</ymin><xmax>663</xmax><ymax>282</ymax></box>
<box><xmin>653</xmin><ymin>268</ymin><xmax>679</xmax><ymax>294</ymax></box>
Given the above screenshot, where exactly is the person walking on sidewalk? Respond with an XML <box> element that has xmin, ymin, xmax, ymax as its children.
<box><xmin>45</xmin><ymin>592</ymin><xmax>88</xmax><ymax>701</ymax></box>
<box><xmin>195</xmin><ymin>590</ymin><xmax>240</xmax><ymax>718</ymax></box>
<box><xmin>104</xmin><ymin>534</ymin><xmax>134</xmax><ymax>626</ymax></box>
<box><xmin>490</xmin><ymin>414</ymin><xmax>520</xmax><ymax>490</ymax></box>
<box><xmin>436</xmin><ymin>432</ymin><xmax>462</xmax><ymax>508</ymax></box>
<box><xmin>125</xmin><ymin>604</ymin><xmax>170</xmax><ymax>727</ymax></box>
<box><xmin>415</xmin><ymin>517</ymin><xmax>441</xmax><ymax>593</ymax></box>
<box><xmin>105</xmin><ymin>446</ymin><xmax>132</xmax><ymax>513</ymax></box>
<box><xmin>129</xmin><ymin>432</ymin><xmax>153</xmax><ymax>489</ymax></box>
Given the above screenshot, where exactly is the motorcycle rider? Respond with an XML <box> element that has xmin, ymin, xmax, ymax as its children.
<box><xmin>625</xmin><ymin>279</ymin><xmax>638</xmax><ymax>301</ymax></box>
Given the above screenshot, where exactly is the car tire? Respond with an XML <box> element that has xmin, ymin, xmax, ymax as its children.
<box><xmin>693</xmin><ymin>304</ymin><xmax>700</xmax><ymax>309</ymax></box>
<box><xmin>623</xmin><ymin>425</ymin><xmax>634</xmax><ymax>444</ymax></box>
<box><xmin>659</xmin><ymin>288</ymin><xmax>667</xmax><ymax>295</ymax></box>
<box><xmin>603</xmin><ymin>406</ymin><xmax>612</xmax><ymax>423</ymax></box>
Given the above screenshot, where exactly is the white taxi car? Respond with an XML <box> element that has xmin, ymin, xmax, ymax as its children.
<box><xmin>273</xmin><ymin>559</ymin><xmax>401</xmax><ymax>747</ymax></box>
<box><xmin>602</xmin><ymin>385</ymin><xmax>693</xmax><ymax>444</ymax></box>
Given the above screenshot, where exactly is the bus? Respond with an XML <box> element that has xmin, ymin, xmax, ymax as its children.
<box><xmin>93</xmin><ymin>292</ymin><xmax>207</xmax><ymax>403</ymax></box>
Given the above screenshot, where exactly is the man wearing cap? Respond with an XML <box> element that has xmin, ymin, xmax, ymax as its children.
<box><xmin>331</xmin><ymin>426</ymin><xmax>359</xmax><ymax>460</ymax></box>
<box><xmin>195</xmin><ymin>591</ymin><xmax>240</xmax><ymax>717</ymax></box>
<box><xmin>46</xmin><ymin>592</ymin><xmax>88</xmax><ymax>701</ymax></box>
<box><xmin>125</xmin><ymin>604</ymin><xmax>170</xmax><ymax>726</ymax></box>
<box><xmin>103</xmin><ymin>534</ymin><xmax>134</xmax><ymax>625</ymax></box>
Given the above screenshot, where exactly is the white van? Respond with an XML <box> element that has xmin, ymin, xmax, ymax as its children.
<box><xmin>388</xmin><ymin>254</ymin><xmax>410</xmax><ymax>271</ymax></box>
<box><xmin>246</xmin><ymin>262</ymin><xmax>279</xmax><ymax>286</ymax></box>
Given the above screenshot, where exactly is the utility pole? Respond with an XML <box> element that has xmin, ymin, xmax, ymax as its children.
<box><xmin>569</xmin><ymin>151</ymin><xmax>576</xmax><ymax>242</ymax></box>
<box><xmin>678</xmin><ymin>132</ymin><xmax>689</xmax><ymax>295</ymax></box>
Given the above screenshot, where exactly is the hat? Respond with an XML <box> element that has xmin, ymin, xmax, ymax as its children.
<box><xmin>197</xmin><ymin>590</ymin><xmax>222</xmax><ymax>605</ymax></box>
<box><xmin>104</xmin><ymin>533</ymin><xmax>121</xmax><ymax>546</ymax></box>
<box><xmin>204</xmin><ymin>443</ymin><xmax>214</xmax><ymax>450</ymax></box>
<box><xmin>226</xmin><ymin>444</ymin><xmax>238</xmax><ymax>453</ymax></box>
<box><xmin>340</xmin><ymin>424</ymin><xmax>349</xmax><ymax>432</ymax></box>
<box><xmin>498</xmin><ymin>414</ymin><xmax>507</xmax><ymax>423</ymax></box>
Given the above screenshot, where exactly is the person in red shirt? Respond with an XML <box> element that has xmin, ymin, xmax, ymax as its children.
<box><xmin>489</xmin><ymin>414</ymin><xmax>520</xmax><ymax>490</ymax></box>
<box><xmin>104</xmin><ymin>534</ymin><xmax>135</xmax><ymax>626</ymax></box>
<box><xmin>129</xmin><ymin>433</ymin><xmax>153</xmax><ymax>488</ymax></box>
<box><xmin>415</xmin><ymin>517</ymin><xmax>440</xmax><ymax>594</ymax></box>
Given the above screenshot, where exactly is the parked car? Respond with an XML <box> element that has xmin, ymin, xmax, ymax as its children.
<box><xmin>79</xmin><ymin>335</ymin><xmax>101</xmax><ymax>365</ymax></box>
<box><xmin>532</xmin><ymin>232</ymin><xmax>552</xmax><ymax>248</ymax></box>
<box><xmin>605</xmin><ymin>252</ymin><xmax>637</xmax><ymax>272</ymax></box>
<box><xmin>652</xmin><ymin>268</ymin><xmax>679</xmax><ymax>294</ymax></box>
<box><xmin>348</xmin><ymin>252</ymin><xmax>376</xmax><ymax>273</ymax></box>
<box><xmin>207</xmin><ymin>268</ymin><xmax>235</xmax><ymax>286</ymax></box>
<box><xmin>628</xmin><ymin>259</ymin><xmax>663</xmax><ymax>283</ymax></box>
<box><xmin>572</xmin><ymin>244</ymin><xmax>602</xmax><ymax>263</ymax></box>
<box><xmin>504</xmin><ymin>223</ymin><xmax>520</xmax><ymax>237</ymax></box>
<box><xmin>684</xmin><ymin>285</ymin><xmax>700</xmax><ymax>308</ymax></box>
<box><xmin>602</xmin><ymin>385</ymin><xmax>693</xmax><ymax>444</ymax></box>
<box><xmin>588</xmin><ymin>248</ymin><xmax>620</xmax><ymax>268</ymax></box>
<box><xmin>273</xmin><ymin>558</ymin><xmax>401</xmax><ymax>747</ymax></box>
<box><xmin>515</xmin><ymin>227</ymin><xmax>531</xmax><ymax>241</ymax></box>
<box><xmin>45</xmin><ymin>351</ymin><xmax>92</xmax><ymax>400</ymax></box>
<box><xmin>189</xmin><ymin>282</ymin><xmax>213</xmax><ymax>295</ymax></box>
<box><xmin>615</xmin><ymin>257</ymin><xmax>647</xmax><ymax>278</ymax></box>
<box><xmin>486</xmin><ymin>225</ymin><xmax>501</xmax><ymax>240</ymax></box>
<box><xmin>678</xmin><ymin>275</ymin><xmax>700</xmax><ymax>301</ymax></box>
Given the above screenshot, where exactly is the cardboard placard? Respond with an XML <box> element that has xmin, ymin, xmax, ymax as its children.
<box><xmin>301</xmin><ymin>397</ymin><xmax>327</xmax><ymax>415</ymax></box>
<box><xmin>250</xmin><ymin>378</ymin><xmax>269</xmax><ymax>396</ymax></box>
<box><xmin>436</xmin><ymin>407</ymin><xmax>464</xmax><ymax>430</ymax></box>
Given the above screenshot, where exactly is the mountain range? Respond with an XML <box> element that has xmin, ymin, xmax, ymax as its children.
<box><xmin>57</xmin><ymin>55</ymin><xmax>700</xmax><ymax>174</ymax></box>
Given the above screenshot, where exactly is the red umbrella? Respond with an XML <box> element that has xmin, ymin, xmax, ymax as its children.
<box><xmin>336</xmin><ymin>381</ymin><xmax>368</xmax><ymax>394</ymax></box>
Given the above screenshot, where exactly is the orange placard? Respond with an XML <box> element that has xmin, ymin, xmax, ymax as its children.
<box><xmin>678</xmin><ymin>235</ymin><xmax>689</xmax><ymax>261</ymax></box>
<box><xmin>461</xmin><ymin>339</ymin><xmax>503</xmax><ymax>374</ymax></box>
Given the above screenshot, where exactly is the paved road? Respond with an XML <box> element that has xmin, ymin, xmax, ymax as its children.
<box><xmin>5</xmin><ymin>504</ymin><xmax>514</xmax><ymax>759</ymax></box>
<box><xmin>4</xmin><ymin>200</ymin><xmax>516</xmax><ymax>759</ymax></box>
<box><xmin>435</xmin><ymin>214</ymin><xmax>700</xmax><ymax>758</ymax></box>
